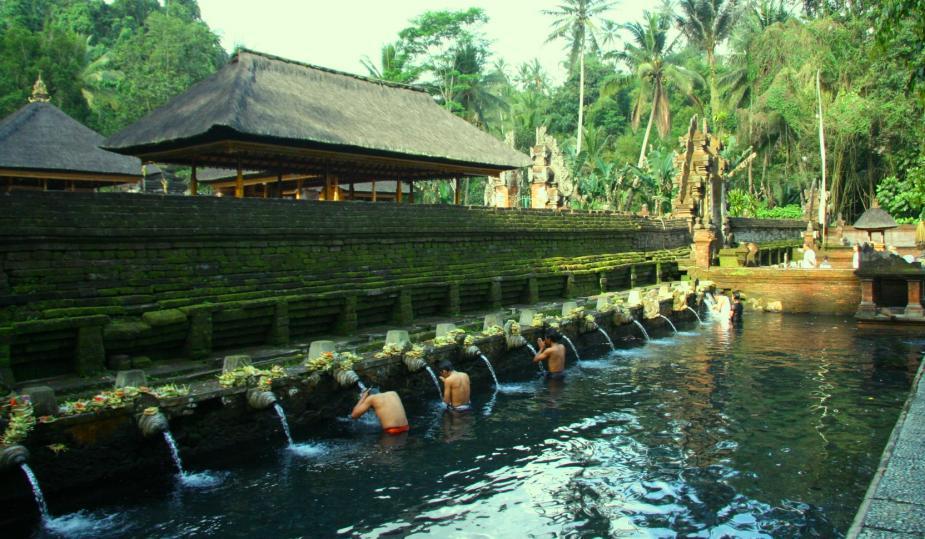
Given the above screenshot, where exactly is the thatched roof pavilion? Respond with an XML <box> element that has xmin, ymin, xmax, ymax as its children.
<box><xmin>104</xmin><ymin>49</ymin><xmax>530</xmax><ymax>199</ymax></box>
<box><xmin>0</xmin><ymin>77</ymin><xmax>142</xmax><ymax>191</ymax></box>
<box><xmin>853</xmin><ymin>203</ymin><xmax>899</xmax><ymax>244</ymax></box>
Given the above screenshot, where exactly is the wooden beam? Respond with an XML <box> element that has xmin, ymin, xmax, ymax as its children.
<box><xmin>235</xmin><ymin>161</ymin><xmax>244</xmax><ymax>198</ymax></box>
<box><xmin>190</xmin><ymin>165</ymin><xmax>198</xmax><ymax>196</ymax></box>
<box><xmin>130</xmin><ymin>139</ymin><xmax>512</xmax><ymax>178</ymax></box>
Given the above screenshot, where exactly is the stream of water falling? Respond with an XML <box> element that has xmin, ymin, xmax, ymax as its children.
<box><xmin>632</xmin><ymin>319</ymin><xmax>650</xmax><ymax>341</ymax></box>
<box><xmin>596</xmin><ymin>327</ymin><xmax>615</xmax><ymax>350</ymax></box>
<box><xmin>478</xmin><ymin>354</ymin><xmax>500</xmax><ymax>386</ymax></box>
<box><xmin>274</xmin><ymin>403</ymin><xmax>294</xmax><ymax>446</ymax></box>
<box><xmin>525</xmin><ymin>344</ymin><xmax>545</xmax><ymax>373</ymax></box>
<box><xmin>561</xmin><ymin>335</ymin><xmax>581</xmax><ymax>363</ymax></box>
<box><xmin>20</xmin><ymin>463</ymin><xmax>49</xmax><ymax>524</ymax></box>
<box><xmin>423</xmin><ymin>366</ymin><xmax>443</xmax><ymax>399</ymax></box>
<box><xmin>657</xmin><ymin>314</ymin><xmax>678</xmax><ymax>334</ymax></box>
<box><xmin>163</xmin><ymin>430</ymin><xmax>185</xmax><ymax>474</ymax></box>
<box><xmin>686</xmin><ymin>305</ymin><xmax>703</xmax><ymax>323</ymax></box>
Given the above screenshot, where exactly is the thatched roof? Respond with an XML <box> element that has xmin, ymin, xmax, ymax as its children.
<box><xmin>853</xmin><ymin>206</ymin><xmax>898</xmax><ymax>231</ymax></box>
<box><xmin>103</xmin><ymin>49</ymin><xmax>530</xmax><ymax>180</ymax></box>
<box><xmin>0</xmin><ymin>102</ymin><xmax>141</xmax><ymax>181</ymax></box>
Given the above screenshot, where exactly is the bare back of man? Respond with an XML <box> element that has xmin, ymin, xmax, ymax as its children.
<box><xmin>351</xmin><ymin>390</ymin><xmax>408</xmax><ymax>432</ymax></box>
<box><xmin>442</xmin><ymin>371</ymin><xmax>471</xmax><ymax>408</ymax></box>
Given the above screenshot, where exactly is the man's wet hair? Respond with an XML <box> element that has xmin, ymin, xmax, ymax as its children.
<box><xmin>438</xmin><ymin>359</ymin><xmax>454</xmax><ymax>373</ymax></box>
<box><xmin>545</xmin><ymin>329</ymin><xmax>562</xmax><ymax>343</ymax></box>
<box><xmin>733</xmin><ymin>292</ymin><xmax>741</xmax><ymax>300</ymax></box>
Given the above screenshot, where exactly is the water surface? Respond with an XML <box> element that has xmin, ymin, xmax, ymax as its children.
<box><xmin>27</xmin><ymin>314</ymin><xmax>920</xmax><ymax>538</ymax></box>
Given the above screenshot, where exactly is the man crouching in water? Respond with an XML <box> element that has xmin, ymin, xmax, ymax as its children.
<box><xmin>534</xmin><ymin>329</ymin><xmax>567</xmax><ymax>380</ymax></box>
<box><xmin>351</xmin><ymin>388</ymin><xmax>409</xmax><ymax>435</ymax></box>
<box><xmin>438</xmin><ymin>360</ymin><xmax>471</xmax><ymax>413</ymax></box>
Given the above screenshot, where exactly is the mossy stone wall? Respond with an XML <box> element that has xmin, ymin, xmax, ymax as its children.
<box><xmin>0</xmin><ymin>192</ymin><xmax>692</xmax><ymax>382</ymax></box>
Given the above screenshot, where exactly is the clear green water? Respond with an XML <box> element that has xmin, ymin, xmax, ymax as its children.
<box><xmin>26</xmin><ymin>314</ymin><xmax>921</xmax><ymax>538</ymax></box>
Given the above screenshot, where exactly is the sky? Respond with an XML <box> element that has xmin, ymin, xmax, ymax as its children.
<box><xmin>197</xmin><ymin>0</ymin><xmax>653</xmax><ymax>85</ymax></box>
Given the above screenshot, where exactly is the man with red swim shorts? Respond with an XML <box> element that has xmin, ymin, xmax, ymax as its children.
<box><xmin>351</xmin><ymin>388</ymin><xmax>409</xmax><ymax>435</ymax></box>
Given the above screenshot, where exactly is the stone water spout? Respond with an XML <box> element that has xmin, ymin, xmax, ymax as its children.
<box><xmin>333</xmin><ymin>369</ymin><xmax>361</xmax><ymax>388</ymax></box>
<box><xmin>246</xmin><ymin>387</ymin><xmax>278</xmax><ymax>410</ymax></box>
<box><xmin>0</xmin><ymin>444</ymin><xmax>29</xmax><ymax>469</ymax></box>
<box><xmin>137</xmin><ymin>407</ymin><xmax>170</xmax><ymax>437</ymax></box>
<box><xmin>503</xmin><ymin>320</ymin><xmax>526</xmax><ymax>350</ymax></box>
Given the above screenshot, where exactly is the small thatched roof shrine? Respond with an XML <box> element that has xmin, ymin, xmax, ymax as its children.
<box><xmin>0</xmin><ymin>77</ymin><xmax>142</xmax><ymax>191</ymax></box>
<box><xmin>104</xmin><ymin>49</ymin><xmax>530</xmax><ymax>198</ymax></box>
<box><xmin>853</xmin><ymin>203</ymin><xmax>899</xmax><ymax>243</ymax></box>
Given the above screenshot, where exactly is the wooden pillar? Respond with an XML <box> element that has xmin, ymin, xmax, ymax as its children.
<box><xmin>190</xmin><ymin>165</ymin><xmax>198</xmax><ymax>196</ymax></box>
<box><xmin>296</xmin><ymin>178</ymin><xmax>303</xmax><ymax>200</ymax></box>
<box><xmin>395</xmin><ymin>180</ymin><xmax>403</xmax><ymax>203</ymax></box>
<box><xmin>235</xmin><ymin>161</ymin><xmax>244</xmax><ymax>199</ymax></box>
<box><xmin>906</xmin><ymin>279</ymin><xmax>924</xmax><ymax>317</ymax></box>
<box><xmin>276</xmin><ymin>173</ymin><xmax>283</xmax><ymax>198</ymax></box>
<box><xmin>454</xmin><ymin>178</ymin><xmax>461</xmax><ymax>205</ymax></box>
<box><xmin>349</xmin><ymin>182</ymin><xmax>355</xmax><ymax>201</ymax></box>
<box><xmin>371</xmin><ymin>180</ymin><xmax>377</xmax><ymax>202</ymax></box>
<box><xmin>262</xmin><ymin>182</ymin><xmax>268</xmax><ymax>198</ymax></box>
<box><xmin>332</xmin><ymin>175</ymin><xmax>340</xmax><ymax>201</ymax></box>
<box><xmin>409</xmin><ymin>181</ymin><xmax>415</xmax><ymax>204</ymax></box>
<box><xmin>42</xmin><ymin>179</ymin><xmax>47</xmax><ymax>192</ymax></box>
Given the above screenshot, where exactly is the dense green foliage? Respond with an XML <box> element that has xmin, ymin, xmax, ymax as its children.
<box><xmin>0</xmin><ymin>0</ymin><xmax>225</xmax><ymax>134</ymax></box>
<box><xmin>1</xmin><ymin>1</ymin><xmax>923</xmax><ymax>221</ymax></box>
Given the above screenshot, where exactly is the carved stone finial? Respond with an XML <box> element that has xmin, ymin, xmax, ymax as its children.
<box><xmin>28</xmin><ymin>74</ymin><xmax>51</xmax><ymax>103</ymax></box>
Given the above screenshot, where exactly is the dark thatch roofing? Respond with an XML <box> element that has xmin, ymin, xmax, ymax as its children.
<box><xmin>0</xmin><ymin>102</ymin><xmax>141</xmax><ymax>178</ymax></box>
<box><xmin>853</xmin><ymin>206</ymin><xmax>898</xmax><ymax>231</ymax></box>
<box><xmin>103</xmin><ymin>49</ymin><xmax>531</xmax><ymax>175</ymax></box>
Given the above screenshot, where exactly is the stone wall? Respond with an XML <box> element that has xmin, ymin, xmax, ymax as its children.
<box><xmin>0</xmin><ymin>192</ymin><xmax>692</xmax><ymax>383</ymax></box>
<box><xmin>690</xmin><ymin>267</ymin><xmax>860</xmax><ymax>315</ymax></box>
<box><xmin>728</xmin><ymin>217</ymin><xmax>805</xmax><ymax>245</ymax></box>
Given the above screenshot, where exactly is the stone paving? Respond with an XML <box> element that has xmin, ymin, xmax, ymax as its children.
<box><xmin>850</xmin><ymin>354</ymin><xmax>925</xmax><ymax>538</ymax></box>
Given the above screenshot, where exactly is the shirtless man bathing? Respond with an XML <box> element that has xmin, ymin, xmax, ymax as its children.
<box><xmin>533</xmin><ymin>329</ymin><xmax>567</xmax><ymax>380</ymax></box>
<box><xmin>351</xmin><ymin>388</ymin><xmax>409</xmax><ymax>435</ymax></box>
<box><xmin>438</xmin><ymin>360</ymin><xmax>471</xmax><ymax>413</ymax></box>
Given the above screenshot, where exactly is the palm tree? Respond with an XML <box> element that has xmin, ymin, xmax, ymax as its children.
<box><xmin>361</xmin><ymin>42</ymin><xmax>419</xmax><ymax>84</ymax></box>
<box><xmin>613</xmin><ymin>12</ymin><xmax>704</xmax><ymax>166</ymax></box>
<box><xmin>675</xmin><ymin>0</ymin><xmax>740</xmax><ymax>122</ymax></box>
<box><xmin>543</xmin><ymin>0</ymin><xmax>616</xmax><ymax>154</ymax></box>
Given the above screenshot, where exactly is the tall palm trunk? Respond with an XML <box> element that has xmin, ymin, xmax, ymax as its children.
<box><xmin>577</xmin><ymin>50</ymin><xmax>585</xmax><ymax>154</ymax></box>
<box><xmin>637</xmin><ymin>84</ymin><xmax>659</xmax><ymax>167</ymax></box>
<box><xmin>707</xmin><ymin>48</ymin><xmax>719</xmax><ymax>123</ymax></box>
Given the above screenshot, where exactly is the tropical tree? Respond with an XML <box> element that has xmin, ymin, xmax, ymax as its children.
<box><xmin>543</xmin><ymin>0</ymin><xmax>616</xmax><ymax>154</ymax></box>
<box><xmin>361</xmin><ymin>42</ymin><xmax>419</xmax><ymax>84</ymax></box>
<box><xmin>612</xmin><ymin>12</ymin><xmax>704</xmax><ymax>166</ymax></box>
<box><xmin>675</xmin><ymin>0</ymin><xmax>741</xmax><ymax>122</ymax></box>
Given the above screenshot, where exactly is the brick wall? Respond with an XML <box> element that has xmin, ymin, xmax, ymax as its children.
<box><xmin>0</xmin><ymin>192</ymin><xmax>692</xmax><ymax>382</ymax></box>
<box><xmin>690</xmin><ymin>267</ymin><xmax>860</xmax><ymax>315</ymax></box>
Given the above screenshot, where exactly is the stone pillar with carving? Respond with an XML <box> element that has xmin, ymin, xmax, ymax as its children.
<box><xmin>530</xmin><ymin>126</ymin><xmax>573</xmax><ymax>209</ymax></box>
<box><xmin>486</xmin><ymin>132</ymin><xmax>522</xmax><ymax>208</ymax></box>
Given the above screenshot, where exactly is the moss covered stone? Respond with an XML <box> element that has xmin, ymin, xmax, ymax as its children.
<box><xmin>75</xmin><ymin>325</ymin><xmax>105</xmax><ymax>376</ymax></box>
<box><xmin>142</xmin><ymin>309</ymin><xmax>187</xmax><ymax>327</ymax></box>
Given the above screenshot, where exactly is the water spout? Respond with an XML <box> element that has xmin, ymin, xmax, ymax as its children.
<box><xmin>478</xmin><ymin>353</ymin><xmax>500</xmax><ymax>386</ymax></box>
<box><xmin>0</xmin><ymin>444</ymin><xmax>29</xmax><ymax>470</ymax></box>
<box><xmin>423</xmin><ymin>365</ymin><xmax>443</xmax><ymax>399</ymax></box>
<box><xmin>274</xmin><ymin>403</ymin><xmax>294</xmax><ymax>447</ymax></box>
<box><xmin>686</xmin><ymin>306</ymin><xmax>703</xmax><ymax>324</ymax></box>
<box><xmin>657</xmin><ymin>314</ymin><xmax>678</xmax><ymax>334</ymax></box>
<box><xmin>632</xmin><ymin>319</ymin><xmax>650</xmax><ymax>341</ymax></box>
<box><xmin>356</xmin><ymin>380</ymin><xmax>367</xmax><ymax>392</ymax></box>
<box><xmin>20</xmin><ymin>463</ymin><xmax>49</xmax><ymax>524</ymax></box>
<box><xmin>525</xmin><ymin>344</ymin><xmax>545</xmax><ymax>374</ymax></box>
<box><xmin>246</xmin><ymin>388</ymin><xmax>278</xmax><ymax>410</ymax></box>
<box><xmin>163</xmin><ymin>430</ymin><xmax>185</xmax><ymax>475</ymax></box>
<box><xmin>561</xmin><ymin>335</ymin><xmax>581</xmax><ymax>363</ymax></box>
<box><xmin>596</xmin><ymin>327</ymin><xmax>615</xmax><ymax>351</ymax></box>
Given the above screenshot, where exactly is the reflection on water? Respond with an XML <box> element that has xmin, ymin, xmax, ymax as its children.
<box><xmin>23</xmin><ymin>314</ymin><xmax>918</xmax><ymax>538</ymax></box>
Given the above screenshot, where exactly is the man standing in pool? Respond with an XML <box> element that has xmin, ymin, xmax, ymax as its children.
<box><xmin>351</xmin><ymin>388</ymin><xmax>409</xmax><ymax>435</ymax></box>
<box><xmin>534</xmin><ymin>329</ymin><xmax>567</xmax><ymax>380</ymax></box>
<box><xmin>438</xmin><ymin>359</ymin><xmax>472</xmax><ymax>413</ymax></box>
<box><xmin>729</xmin><ymin>292</ymin><xmax>744</xmax><ymax>327</ymax></box>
